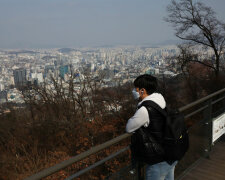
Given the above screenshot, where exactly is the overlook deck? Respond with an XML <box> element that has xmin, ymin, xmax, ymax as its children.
<box><xmin>179</xmin><ymin>140</ymin><xmax>225</xmax><ymax>180</ymax></box>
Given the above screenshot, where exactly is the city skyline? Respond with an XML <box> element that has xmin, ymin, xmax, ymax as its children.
<box><xmin>0</xmin><ymin>0</ymin><xmax>225</xmax><ymax>49</ymax></box>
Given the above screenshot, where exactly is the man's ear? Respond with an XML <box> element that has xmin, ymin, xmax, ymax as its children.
<box><xmin>140</xmin><ymin>88</ymin><xmax>145</xmax><ymax>95</ymax></box>
<box><xmin>140</xmin><ymin>88</ymin><xmax>145</xmax><ymax>93</ymax></box>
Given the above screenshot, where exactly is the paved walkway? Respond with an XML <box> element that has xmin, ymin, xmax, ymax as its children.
<box><xmin>180</xmin><ymin>140</ymin><xmax>225</xmax><ymax>180</ymax></box>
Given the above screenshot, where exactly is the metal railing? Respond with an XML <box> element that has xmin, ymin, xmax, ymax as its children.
<box><xmin>25</xmin><ymin>88</ymin><xmax>225</xmax><ymax>180</ymax></box>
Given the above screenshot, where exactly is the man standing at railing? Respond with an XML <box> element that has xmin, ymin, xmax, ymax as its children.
<box><xmin>126</xmin><ymin>74</ymin><xmax>177</xmax><ymax>180</ymax></box>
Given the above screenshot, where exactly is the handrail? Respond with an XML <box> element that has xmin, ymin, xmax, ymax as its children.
<box><xmin>179</xmin><ymin>88</ymin><xmax>225</xmax><ymax>112</ymax></box>
<box><xmin>24</xmin><ymin>88</ymin><xmax>225</xmax><ymax>180</ymax></box>
<box><xmin>65</xmin><ymin>146</ymin><xmax>130</xmax><ymax>180</ymax></box>
<box><xmin>25</xmin><ymin>134</ymin><xmax>130</xmax><ymax>180</ymax></box>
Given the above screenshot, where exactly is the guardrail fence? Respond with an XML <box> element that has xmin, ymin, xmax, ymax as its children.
<box><xmin>25</xmin><ymin>88</ymin><xmax>225</xmax><ymax>180</ymax></box>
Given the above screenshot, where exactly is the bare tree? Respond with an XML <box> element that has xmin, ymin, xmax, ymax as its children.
<box><xmin>165</xmin><ymin>0</ymin><xmax>225</xmax><ymax>76</ymax></box>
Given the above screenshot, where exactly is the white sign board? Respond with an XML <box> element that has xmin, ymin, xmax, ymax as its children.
<box><xmin>212</xmin><ymin>112</ymin><xmax>225</xmax><ymax>143</ymax></box>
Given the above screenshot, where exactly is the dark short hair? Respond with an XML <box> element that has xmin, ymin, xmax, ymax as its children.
<box><xmin>134</xmin><ymin>74</ymin><xmax>158</xmax><ymax>95</ymax></box>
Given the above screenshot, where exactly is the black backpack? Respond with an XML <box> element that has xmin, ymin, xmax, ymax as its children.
<box><xmin>141</xmin><ymin>100</ymin><xmax>189</xmax><ymax>161</ymax></box>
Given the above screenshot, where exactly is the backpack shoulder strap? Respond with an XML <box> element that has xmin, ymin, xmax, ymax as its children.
<box><xmin>139</xmin><ymin>100</ymin><xmax>167</xmax><ymax>117</ymax></box>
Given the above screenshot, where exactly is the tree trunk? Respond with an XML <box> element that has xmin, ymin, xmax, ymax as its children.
<box><xmin>215</xmin><ymin>55</ymin><xmax>220</xmax><ymax>77</ymax></box>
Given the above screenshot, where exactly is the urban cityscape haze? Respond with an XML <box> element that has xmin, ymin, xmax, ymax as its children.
<box><xmin>0</xmin><ymin>0</ymin><xmax>225</xmax><ymax>103</ymax></box>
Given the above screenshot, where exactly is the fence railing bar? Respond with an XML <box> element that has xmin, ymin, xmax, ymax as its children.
<box><xmin>65</xmin><ymin>146</ymin><xmax>130</xmax><ymax>180</ymax></box>
<box><xmin>24</xmin><ymin>134</ymin><xmax>131</xmax><ymax>180</ymax></box>
<box><xmin>184</xmin><ymin>105</ymin><xmax>208</xmax><ymax>119</ymax></box>
<box><xmin>212</xmin><ymin>96</ymin><xmax>225</xmax><ymax>105</ymax></box>
<box><xmin>179</xmin><ymin>88</ymin><xmax>225</xmax><ymax>112</ymax></box>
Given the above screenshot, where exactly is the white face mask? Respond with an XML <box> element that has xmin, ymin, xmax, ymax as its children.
<box><xmin>132</xmin><ymin>88</ymin><xmax>140</xmax><ymax>100</ymax></box>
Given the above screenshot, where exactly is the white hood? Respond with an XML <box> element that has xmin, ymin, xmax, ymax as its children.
<box><xmin>138</xmin><ymin>93</ymin><xmax>166</xmax><ymax>109</ymax></box>
<box><xmin>126</xmin><ymin>92</ymin><xmax>166</xmax><ymax>132</ymax></box>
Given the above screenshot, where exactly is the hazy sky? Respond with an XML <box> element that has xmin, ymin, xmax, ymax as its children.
<box><xmin>0</xmin><ymin>0</ymin><xmax>225</xmax><ymax>49</ymax></box>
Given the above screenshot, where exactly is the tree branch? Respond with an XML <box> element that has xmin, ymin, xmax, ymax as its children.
<box><xmin>176</xmin><ymin>34</ymin><xmax>212</xmax><ymax>47</ymax></box>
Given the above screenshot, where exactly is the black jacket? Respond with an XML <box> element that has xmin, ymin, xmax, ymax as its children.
<box><xmin>131</xmin><ymin>101</ymin><xmax>166</xmax><ymax>165</ymax></box>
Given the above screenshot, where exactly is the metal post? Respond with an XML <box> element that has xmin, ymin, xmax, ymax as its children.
<box><xmin>137</xmin><ymin>162</ymin><xmax>141</xmax><ymax>180</ymax></box>
<box><xmin>203</xmin><ymin>98</ymin><xmax>212</xmax><ymax>158</ymax></box>
<box><xmin>223</xmin><ymin>92</ymin><xmax>225</xmax><ymax>113</ymax></box>
<box><xmin>222</xmin><ymin>92</ymin><xmax>225</xmax><ymax>142</ymax></box>
<box><xmin>136</xmin><ymin>162</ymin><xmax>144</xmax><ymax>180</ymax></box>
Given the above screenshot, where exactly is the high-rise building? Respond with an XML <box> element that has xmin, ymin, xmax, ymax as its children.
<box><xmin>0</xmin><ymin>83</ymin><xmax>4</xmax><ymax>91</ymax></box>
<box><xmin>31</xmin><ymin>72</ymin><xmax>44</xmax><ymax>84</ymax></box>
<box><xmin>13</xmin><ymin>68</ymin><xmax>27</xmax><ymax>88</ymax></box>
<box><xmin>59</xmin><ymin>65</ymin><xmax>69</xmax><ymax>79</ymax></box>
<box><xmin>44</xmin><ymin>65</ymin><xmax>55</xmax><ymax>78</ymax></box>
<box><xmin>0</xmin><ymin>90</ymin><xmax>7</xmax><ymax>103</ymax></box>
